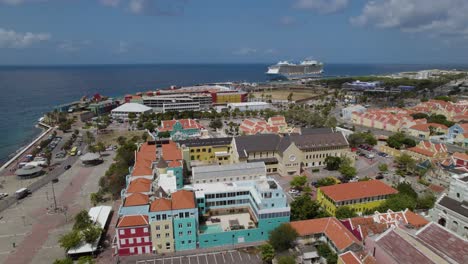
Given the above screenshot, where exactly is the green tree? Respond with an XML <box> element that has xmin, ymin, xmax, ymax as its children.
<box><xmin>347</xmin><ymin>132</ymin><xmax>377</xmax><ymax>147</ymax></box>
<box><xmin>316</xmin><ymin>243</ymin><xmax>337</xmax><ymax>264</ymax></box>
<box><xmin>316</xmin><ymin>177</ymin><xmax>337</xmax><ymax>187</ymax></box>
<box><xmin>144</xmin><ymin>121</ymin><xmax>155</xmax><ymax>131</ymax></box>
<box><xmin>268</xmin><ymin>224</ymin><xmax>298</xmax><ymax>251</ymax></box>
<box><xmin>73</xmin><ymin>210</ymin><xmax>92</xmax><ymax>230</ymax></box>
<box><xmin>117</xmin><ymin>136</ymin><xmax>127</xmax><ymax>146</ymax></box>
<box><xmin>90</xmin><ymin>192</ymin><xmax>104</xmax><ymax>206</ymax></box>
<box><xmin>325</xmin><ymin>156</ymin><xmax>342</xmax><ymax>170</ymax></box>
<box><xmin>53</xmin><ymin>258</ymin><xmax>74</xmax><ymax>264</ymax></box>
<box><xmin>84</xmin><ymin>131</ymin><xmax>95</xmax><ymax>146</ymax></box>
<box><xmin>209</xmin><ymin>119</ymin><xmax>223</xmax><ymax>130</ymax></box>
<box><xmin>259</xmin><ymin>243</ymin><xmax>275</xmax><ymax>263</ymax></box>
<box><xmin>287</xmin><ymin>92</ymin><xmax>293</xmax><ymax>102</ymax></box>
<box><xmin>77</xmin><ymin>256</ymin><xmax>95</xmax><ymax>264</ymax></box>
<box><xmin>59</xmin><ymin>230</ymin><xmax>82</xmax><ymax>251</ymax></box>
<box><xmin>158</xmin><ymin>131</ymin><xmax>171</xmax><ymax>138</ymax></box>
<box><xmin>378</xmin><ymin>163</ymin><xmax>388</xmax><ymax>172</ymax></box>
<box><xmin>94</xmin><ymin>141</ymin><xmax>106</xmax><ymax>155</ymax></box>
<box><xmin>278</xmin><ymin>256</ymin><xmax>296</xmax><ymax>264</ymax></box>
<box><xmin>290</xmin><ymin>195</ymin><xmax>328</xmax><ymax>221</ymax></box>
<box><xmin>417</xmin><ymin>193</ymin><xmax>436</xmax><ymax>209</ymax></box>
<box><xmin>58</xmin><ymin>120</ymin><xmax>72</xmax><ymax>132</ymax></box>
<box><xmin>396</xmin><ymin>182</ymin><xmax>418</xmax><ymax>200</ymax></box>
<box><xmin>141</xmin><ymin>132</ymin><xmax>148</xmax><ymax>142</ymax></box>
<box><xmin>378</xmin><ymin>194</ymin><xmax>417</xmax><ymax>212</ymax></box>
<box><xmin>290</xmin><ymin>175</ymin><xmax>307</xmax><ymax>190</ymax></box>
<box><xmin>82</xmin><ymin>225</ymin><xmax>102</xmax><ymax>243</ymax></box>
<box><xmin>395</xmin><ymin>154</ymin><xmax>416</xmax><ymax>172</ymax></box>
<box><xmin>128</xmin><ymin>112</ymin><xmax>137</xmax><ymax>119</ymax></box>
<box><xmin>335</xmin><ymin>206</ymin><xmax>357</xmax><ymax>219</ymax></box>
<box><xmin>339</xmin><ymin>164</ymin><xmax>357</xmax><ymax>180</ymax></box>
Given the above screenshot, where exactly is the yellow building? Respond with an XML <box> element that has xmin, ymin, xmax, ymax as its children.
<box><xmin>178</xmin><ymin>137</ymin><xmax>233</xmax><ymax>170</ymax></box>
<box><xmin>214</xmin><ymin>92</ymin><xmax>246</xmax><ymax>104</ymax></box>
<box><xmin>317</xmin><ymin>180</ymin><xmax>398</xmax><ymax>216</ymax></box>
<box><xmin>149</xmin><ymin>198</ymin><xmax>175</xmax><ymax>253</ymax></box>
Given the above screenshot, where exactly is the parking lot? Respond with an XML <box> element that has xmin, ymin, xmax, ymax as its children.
<box><xmin>135</xmin><ymin>250</ymin><xmax>262</xmax><ymax>264</ymax></box>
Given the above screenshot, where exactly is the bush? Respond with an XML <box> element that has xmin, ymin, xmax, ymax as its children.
<box><xmin>268</xmin><ymin>224</ymin><xmax>298</xmax><ymax>251</ymax></box>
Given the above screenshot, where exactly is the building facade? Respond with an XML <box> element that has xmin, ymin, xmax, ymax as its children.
<box><xmin>317</xmin><ymin>180</ymin><xmax>398</xmax><ymax>216</ymax></box>
<box><xmin>191</xmin><ymin>162</ymin><xmax>266</xmax><ymax>184</ymax></box>
<box><xmin>178</xmin><ymin>137</ymin><xmax>233</xmax><ymax>169</ymax></box>
<box><xmin>116</xmin><ymin>215</ymin><xmax>152</xmax><ymax>256</ymax></box>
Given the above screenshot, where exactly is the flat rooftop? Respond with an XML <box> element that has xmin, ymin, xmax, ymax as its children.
<box><xmin>192</xmin><ymin>162</ymin><xmax>266</xmax><ymax>181</ymax></box>
<box><xmin>201</xmin><ymin>213</ymin><xmax>255</xmax><ymax>234</ymax></box>
<box><xmin>191</xmin><ymin>178</ymin><xmax>280</xmax><ymax>198</ymax></box>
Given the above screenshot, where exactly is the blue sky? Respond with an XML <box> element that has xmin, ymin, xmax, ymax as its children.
<box><xmin>1</xmin><ymin>0</ymin><xmax>468</xmax><ymax>64</ymax></box>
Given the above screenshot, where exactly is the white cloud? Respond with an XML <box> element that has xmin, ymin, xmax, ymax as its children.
<box><xmin>128</xmin><ymin>0</ymin><xmax>145</xmax><ymax>14</ymax></box>
<box><xmin>57</xmin><ymin>40</ymin><xmax>92</xmax><ymax>52</ymax></box>
<box><xmin>264</xmin><ymin>48</ymin><xmax>277</xmax><ymax>54</ymax></box>
<box><xmin>294</xmin><ymin>0</ymin><xmax>348</xmax><ymax>14</ymax></box>
<box><xmin>234</xmin><ymin>48</ymin><xmax>257</xmax><ymax>55</ymax></box>
<box><xmin>99</xmin><ymin>0</ymin><xmax>120</xmax><ymax>7</ymax></box>
<box><xmin>351</xmin><ymin>0</ymin><xmax>468</xmax><ymax>38</ymax></box>
<box><xmin>0</xmin><ymin>28</ymin><xmax>50</xmax><ymax>48</ymax></box>
<box><xmin>115</xmin><ymin>40</ymin><xmax>129</xmax><ymax>54</ymax></box>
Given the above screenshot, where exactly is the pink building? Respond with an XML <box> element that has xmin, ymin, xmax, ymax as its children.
<box><xmin>116</xmin><ymin>215</ymin><xmax>152</xmax><ymax>256</ymax></box>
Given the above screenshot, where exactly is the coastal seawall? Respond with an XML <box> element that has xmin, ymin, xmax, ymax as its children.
<box><xmin>0</xmin><ymin>122</ymin><xmax>53</xmax><ymax>174</ymax></box>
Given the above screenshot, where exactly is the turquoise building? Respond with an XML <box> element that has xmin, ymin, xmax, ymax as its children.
<box><xmin>157</xmin><ymin>119</ymin><xmax>203</xmax><ymax>140</ymax></box>
<box><xmin>192</xmin><ymin>178</ymin><xmax>290</xmax><ymax>248</ymax></box>
<box><xmin>167</xmin><ymin>162</ymin><xmax>184</xmax><ymax>189</ymax></box>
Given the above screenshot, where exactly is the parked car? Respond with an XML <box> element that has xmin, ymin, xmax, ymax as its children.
<box><xmin>64</xmin><ymin>165</ymin><xmax>72</xmax><ymax>170</ymax></box>
<box><xmin>0</xmin><ymin>193</ymin><xmax>8</xmax><ymax>199</ymax></box>
<box><xmin>15</xmin><ymin>188</ymin><xmax>30</xmax><ymax>200</ymax></box>
<box><xmin>288</xmin><ymin>189</ymin><xmax>300</xmax><ymax>194</ymax></box>
<box><xmin>376</xmin><ymin>175</ymin><xmax>384</xmax><ymax>180</ymax></box>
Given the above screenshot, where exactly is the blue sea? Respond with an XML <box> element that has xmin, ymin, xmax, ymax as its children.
<box><xmin>1</xmin><ymin>63</ymin><xmax>467</xmax><ymax>164</ymax></box>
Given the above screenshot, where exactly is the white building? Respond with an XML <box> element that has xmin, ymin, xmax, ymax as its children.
<box><xmin>430</xmin><ymin>174</ymin><xmax>468</xmax><ymax>238</ymax></box>
<box><xmin>156</xmin><ymin>170</ymin><xmax>177</xmax><ymax>194</ymax></box>
<box><xmin>341</xmin><ymin>105</ymin><xmax>366</xmax><ymax>121</ymax></box>
<box><xmin>227</xmin><ymin>102</ymin><xmax>271</xmax><ymax>112</ymax></box>
<box><xmin>143</xmin><ymin>94</ymin><xmax>212</xmax><ymax>113</ymax></box>
<box><xmin>111</xmin><ymin>103</ymin><xmax>152</xmax><ymax>120</ymax></box>
<box><xmin>191</xmin><ymin>162</ymin><xmax>266</xmax><ymax>184</ymax></box>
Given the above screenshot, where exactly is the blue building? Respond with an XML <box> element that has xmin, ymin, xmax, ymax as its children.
<box><xmin>192</xmin><ymin>178</ymin><xmax>290</xmax><ymax>248</ymax></box>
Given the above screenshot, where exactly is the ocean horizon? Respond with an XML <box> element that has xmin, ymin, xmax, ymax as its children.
<box><xmin>1</xmin><ymin>63</ymin><xmax>468</xmax><ymax>165</ymax></box>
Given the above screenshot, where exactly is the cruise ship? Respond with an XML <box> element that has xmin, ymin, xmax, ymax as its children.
<box><xmin>266</xmin><ymin>60</ymin><xmax>324</xmax><ymax>80</ymax></box>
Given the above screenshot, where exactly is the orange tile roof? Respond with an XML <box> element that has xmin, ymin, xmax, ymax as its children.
<box><xmin>131</xmin><ymin>143</ymin><xmax>156</xmax><ymax>177</ymax></box>
<box><xmin>319</xmin><ymin>180</ymin><xmax>397</xmax><ymax>202</ymax></box>
<box><xmin>428</xmin><ymin>184</ymin><xmax>445</xmax><ymax>193</ymax></box>
<box><xmin>150</xmin><ymin>198</ymin><xmax>172</xmax><ymax>212</ymax></box>
<box><xmin>453</xmin><ymin>152</ymin><xmax>468</xmax><ymax>161</ymax></box>
<box><xmin>409</xmin><ymin>123</ymin><xmax>447</xmax><ymax>132</ymax></box>
<box><xmin>159</xmin><ymin>119</ymin><xmax>203</xmax><ymax>132</ymax></box>
<box><xmin>407</xmin><ymin>147</ymin><xmax>435</xmax><ymax>157</ymax></box>
<box><xmin>162</xmin><ymin>141</ymin><xmax>182</xmax><ymax>161</ymax></box>
<box><xmin>290</xmin><ymin>217</ymin><xmax>360</xmax><ymax>251</ymax></box>
<box><xmin>339</xmin><ymin>251</ymin><xmax>361</xmax><ymax>264</ymax></box>
<box><xmin>171</xmin><ymin>190</ymin><xmax>196</xmax><ymax>210</ymax></box>
<box><xmin>403</xmin><ymin>210</ymin><xmax>429</xmax><ymax>228</ymax></box>
<box><xmin>127</xmin><ymin>178</ymin><xmax>152</xmax><ymax>193</ymax></box>
<box><xmin>168</xmin><ymin>160</ymin><xmax>182</xmax><ymax>168</ymax></box>
<box><xmin>117</xmin><ymin>215</ymin><xmax>149</xmax><ymax>228</ymax></box>
<box><xmin>124</xmin><ymin>193</ymin><xmax>149</xmax><ymax>207</ymax></box>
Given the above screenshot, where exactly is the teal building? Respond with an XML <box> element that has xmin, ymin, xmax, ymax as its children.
<box><xmin>192</xmin><ymin>178</ymin><xmax>290</xmax><ymax>248</ymax></box>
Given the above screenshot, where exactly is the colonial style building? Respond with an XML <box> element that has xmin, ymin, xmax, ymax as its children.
<box><xmin>430</xmin><ymin>174</ymin><xmax>468</xmax><ymax>238</ymax></box>
<box><xmin>317</xmin><ymin>180</ymin><xmax>398</xmax><ymax>216</ymax></box>
<box><xmin>116</xmin><ymin>215</ymin><xmax>152</xmax><ymax>256</ymax></box>
<box><xmin>178</xmin><ymin>137</ymin><xmax>233</xmax><ymax>170</ymax></box>
<box><xmin>231</xmin><ymin>130</ymin><xmax>354</xmax><ymax>176</ymax></box>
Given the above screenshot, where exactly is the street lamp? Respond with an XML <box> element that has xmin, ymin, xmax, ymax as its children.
<box><xmin>51</xmin><ymin>178</ymin><xmax>59</xmax><ymax>211</ymax></box>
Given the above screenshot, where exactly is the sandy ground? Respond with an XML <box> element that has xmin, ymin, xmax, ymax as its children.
<box><xmin>252</xmin><ymin>90</ymin><xmax>318</xmax><ymax>101</ymax></box>
<box><xmin>95</xmin><ymin>129</ymin><xmax>145</xmax><ymax>146</ymax></box>
<box><xmin>0</xmin><ymin>151</ymin><xmax>116</xmax><ymax>264</ymax></box>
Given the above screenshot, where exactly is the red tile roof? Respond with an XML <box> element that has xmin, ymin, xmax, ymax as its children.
<box><xmin>124</xmin><ymin>193</ymin><xmax>149</xmax><ymax>207</ymax></box>
<box><xmin>428</xmin><ymin>184</ymin><xmax>445</xmax><ymax>193</ymax></box>
<box><xmin>290</xmin><ymin>217</ymin><xmax>361</xmax><ymax>251</ymax></box>
<box><xmin>162</xmin><ymin>141</ymin><xmax>182</xmax><ymax>161</ymax></box>
<box><xmin>150</xmin><ymin>198</ymin><xmax>172</xmax><ymax>212</ymax></box>
<box><xmin>319</xmin><ymin>180</ymin><xmax>397</xmax><ymax>202</ymax></box>
<box><xmin>131</xmin><ymin>143</ymin><xmax>156</xmax><ymax>177</ymax></box>
<box><xmin>171</xmin><ymin>190</ymin><xmax>196</xmax><ymax>210</ymax></box>
<box><xmin>127</xmin><ymin>178</ymin><xmax>152</xmax><ymax>193</ymax></box>
<box><xmin>453</xmin><ymin>152</ymin><xmax>468</xmax><ymax>161</ymax></box>
<box><xmin>409</xmin><ymin>123</ymin><xmax>447</xmax><ymax>132</ymax></box>
<box><xmin>168</xmin><ymin>160</ymin><xmax>182</xmax><ymax>168</ymax></box>
<box><xmin>159</xmin><ymin>119</ymin><xmax>203</xmax><ymax>132</ymax></box>
<box><xmin>117</xmin><ymin>215</ymin><xmax>149</xmax><ymax>228</ymax></box>
<box><xmin>407</xmin><ymin>147</ymin><xmax>435</xmax><ymax>157</ymax></box>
